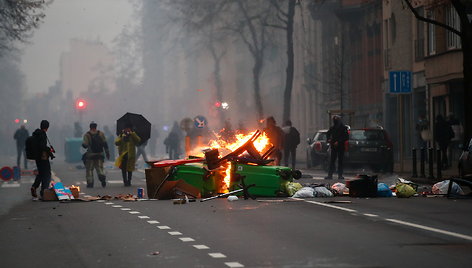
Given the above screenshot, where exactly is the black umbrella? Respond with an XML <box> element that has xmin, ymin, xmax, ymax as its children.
<box><xmin>116</xmin><ymin>112</ymin><xmax>151</xmax><ymax>145</ymax></box>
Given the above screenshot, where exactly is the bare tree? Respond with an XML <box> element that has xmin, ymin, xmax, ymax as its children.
<box><xmin>403</xmin><ymin>0</ymin><xmax>472</xmax><ymax>148</ymax></box>
<box><xmin>0</xmin><ymin>0</ymin><xmax>48</xmax><ymax>53</ymax></box>
<box><xmin>266</xmin><ymin>0</ymin><xmax>297</xmax><ymax>122</ymax></box>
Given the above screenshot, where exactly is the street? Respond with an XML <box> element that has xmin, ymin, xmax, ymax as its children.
<box><xmin>1</xmin><ymin>157</ymin><xmax>472</xmax><ymax>268</ymax></box>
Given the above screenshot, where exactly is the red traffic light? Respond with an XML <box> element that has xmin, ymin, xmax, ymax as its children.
<box><xmin>214</xmin><ymin>101</ymin><xmax>221</xmax><ymax>108</ymax></box>
<box><xmin>76</xmin><ymin>99</ymin><xmax>87</xmax><ymax>110</ymax></box>
<box><xmin>14</xmin><ymin>118</ymin><xmax>20</xmax><ymax>124</ymax></box>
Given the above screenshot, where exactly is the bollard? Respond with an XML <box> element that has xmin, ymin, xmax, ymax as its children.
<box><xmin>412</xmin><ymin>148</ymin><xmax>418</xmax><ymax>178</ymax></box>
<box><xmin>437</xmin><ymin>149</ymin><xmax>442</xmax><ymax>179</ymax></box>
<box><xmin>428</xmin><ymin>148</ymin><xmax>434</xmax><ymax>179</ymax></box>
<box><xmin>420</xmin><ymin>147</ymin><xmax>426</xmax><ymax>178</ymax></box>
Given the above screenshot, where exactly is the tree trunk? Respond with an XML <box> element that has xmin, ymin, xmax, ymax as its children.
<box><xmin>253</xmin><ymin>55</ymin><xmax>264</xmax><ymax>120</ymax></box>
<box><xmin>210</xmin><ymin>45</ymin><xmax>225</xmax><ymax>126</ymax></box>
<box><xmin>282</xmin><ymin>0</ymin><xmax>296</xmax><ymax>123</ymax></box>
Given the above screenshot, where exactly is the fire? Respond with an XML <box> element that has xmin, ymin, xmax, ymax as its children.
<box><xmin>186</xmin><ymin>130</ymin><xmax>272</xmax><ymax>193</ymax></box>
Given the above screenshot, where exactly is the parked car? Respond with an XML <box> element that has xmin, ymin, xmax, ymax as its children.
<box><xmin>306</xmin><ymin>130</ymin><xmax>329</xmax><ymax>169</ymax></box>
<box><xmin>343</xmin><ymin>128</ymin><xmax>394</xmax><ymax>173</ymax></box>
<box><xmin>458</xmin><ymin>138</ymin><xmax>472</xmax><ymax>178</ymax></box>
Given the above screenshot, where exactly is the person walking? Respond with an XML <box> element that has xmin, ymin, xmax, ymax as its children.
<box><xmin>14</xmin><ymin>124</ymin><xmax>29</xmax><ymax>169</ymax></box>
<box><xmin>282</xmin><ymin>120</ymin><xmax>300</xmax><ymax>169</ymax></box>
<box><xmin>30</xmin><ymin>120</ymin><xmax>55</xmax><ymax>199</ymax></box>
<box><xmin>103</xmin><ymin>125</ymin><xmax>116</xmax><ymax>161</ymax></box>
<box><xmin>263</xmin><ymin>116</ymin><xmax>284</xmax><ymax>166</ymax></box>
<box><xmin>434</xmin><ymin>114</ymin><xmax>454</xmax><ymax>169</ymax></box>
<box><xmin>164</xmin><ymin>122</ymin><xmax>181</xmax><ymax>160</ymax></box>
<box><xmin>82</xmin><ymin>122</ymin><xmax>110</xmax><ymax>188</ymax></box>
<box><xmin>115</xmin><ymin>124</ymin><xmax>141</xmax><ymax>186</ymax></box>
<box><xmin>325</xmin><ymin>115</ymin><xmax>349</xmax><ymax>180</ymax></box>
<box><xmin>136</xmin><ymin>140</ymin><xmax>149</xmax><ymax>163</ymax></box>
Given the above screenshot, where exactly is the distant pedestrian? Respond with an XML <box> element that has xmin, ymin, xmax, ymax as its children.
<box><xmin>282</xmin><ymin>120</ymin><xmax>300</xmax><ymax>169</ymax></box>
<box><xmin>434</xmin><ymin>114</ymin><xmax>454</xmax><ymax>169</ymax></box>
<box><xmin>82</xmin><ymin>122</ymin><xmax>110</xmax><ymax>188</ymax></box>
<box><xmin>103</xmin><ymin>125</ymin><xmax>115</xmax><ymax>161</ymax></box>
<box><xmin>149</xmin><ymin>125</ymin><xmax>159</xmax><ymax>157</ymax></box>
<box><xmin>136</xmin><ymin>140</ymin><xmax>149</xmax><ymax>163</ymax></box>
<box><xmin>115</xmin><ymin>123</ymin><xmax>141</xmax><ymax>186</ymax></box>
<box><xmin>325</xmin><ymin>115</ymin><xmax>349</xmax><ymax>180</ymax></box>
<box><xmin>447</xmin><ymin>113</ymin><xmax>463</xmax><ymax>165</ymax></box>
<box><xmin>164</xmin><ymin>122</ymin><xmax>181</xmax><ymax>160</ymax></box>
<box><xmin>14</xmin><ymin>124</ymin><xmax>29</xmax><ymax>169</ymax></box>
<box><xmin>30</xmin><ymin>120</ymin><xmax>55</xmax><ymax>199</ymax></box>
<box><xmin>263</xmin><ymin>116</ymin><xmax>284</xmax><ymax>166</ymax></box>
<box><xmin>415</xmin><ymin>114</ymin><xmax>430</xmax><ymax>149</ymax></box>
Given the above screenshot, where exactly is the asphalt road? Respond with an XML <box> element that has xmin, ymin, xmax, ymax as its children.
<box><xmin>1</xmin><ymin>157</ymin><xmax>472</xmax><ymax>267</ymax></box>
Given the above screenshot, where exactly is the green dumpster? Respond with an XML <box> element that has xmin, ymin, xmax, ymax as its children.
<box><xmin>64</xmin><ymin>137</ymin><xmax>83</xmax><ymax>163</ymax></box>
<box><xmin>171</xmin><ymin>163</ymin><xmax>217</xmax><ymax>197</ymax></box>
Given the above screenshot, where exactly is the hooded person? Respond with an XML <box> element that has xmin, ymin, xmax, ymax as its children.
<box><xmin>325</xmin><ymin>115</ymin><xmax>349</xmax><ymax>180</ymax></box>
<box><xmin>30</xmin><ymin>120</ymin><xmax>54</xmax><ymax>198</ymax></box>
<box><xmin>115</xmin><ymin>122</ymin><xmax>141</xmax><ymax>186</ymax></box>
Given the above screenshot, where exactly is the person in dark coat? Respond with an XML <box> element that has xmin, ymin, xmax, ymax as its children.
<box><xmin>14</xmin><ymin>124</ymin><xmax>29</xmax><ymax>169</ymax></box>
<box><xmin>164</xmin><ymin>122</ymin><xmax>182</xmax><ymax>160</ymax></box>
<box><xmin>325</xmin><ymin>115</ymin><xmax>349</xmax><ymax>180</ymax></box>
<box><xmin>263</xmin><ymin>116</ymin><xmax>284</xmax><ymax>166</ymax></box>
<box><xmin>282</xmin><ymin>120</ymin><xmax>300</xmax><ymax>169</ymax></box>
<box><xmin>434</xmin><ymin>114</ymin><xmax>454</xmax><ymax>169</ymax></box>
<box><xmin>31</xmin><ymin>120</ymin><xmax>54</xmax><ymax>199</ymax></box>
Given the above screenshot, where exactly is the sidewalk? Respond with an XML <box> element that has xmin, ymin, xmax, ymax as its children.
<box><xmin>394</xmin><ymin>159</ymin><xmax>460</xmax><ymax>185</ymax></box>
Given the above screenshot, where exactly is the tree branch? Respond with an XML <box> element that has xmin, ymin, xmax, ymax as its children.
<box><xmin>403</xmin><ymin>0</ymin><xmax>462</xmax><ymax>37</ymax></box>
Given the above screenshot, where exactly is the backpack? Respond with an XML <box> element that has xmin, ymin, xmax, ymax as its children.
<box><xmin>25</xmin><ymin>135</ymin><xmax>40</xmax><ymax>160</ymax></box>
<box><xmin>88</xmin><ymin>131</ymin><xmax>104</xmax><ymax>153</ymax></box>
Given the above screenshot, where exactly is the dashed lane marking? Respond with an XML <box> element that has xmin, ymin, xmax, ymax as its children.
<box><xmin>96</xmin><ymin>200</ymin><xmax>105</xmax><ymax>203</ymax></box>
<box><xmin>112</xmin><ymin>205</ymin><xmax>123</xmax><ymax>208</ymax></box>
<box><xmin>121</xmin><ymin>208</ymin><xmax>131</xmax><ymax>211</ymax></box>
<box><xmin>105</xmin><ymin>202</ymin><xmax>114</xmax><ymax>205</ymax></box>
<box><xmin>1</xmin><ymin>183</ymin><xmax>20</xmax><ymax>188</ymax></box>
<box><xmin>129</xmin><ymin>211</ymin><xmax>141</xmax><ymax>214</ymax></box>
<box><xmin>225</xmin><ymin>262</ymin><xmax>244</xmax><ymax>267</ymax></box>
<box><xmin>193</xmin><ymin>245</ymin><xmax>209</xmax><ymax>249</ymax></box>
<box><xmin>297</xmin><ymin>198</ymin><xmax>472</xmax><ymax>242</ymax></box>
<box><xmin>168</xmin><ymin>231</ymin><xmax>182</xmax><ymax>236</ymax></box>
<box><xmin>179</xmin><ymin>237</ymin><xmax>195</xmax><ymax>242</ymax></box>
<box><xmin>209</xmin><ymin>253</ymin><xmax>226</xmax><ymax>258</ymax></box>
<box><xmin>138</xmin><ymin>216</ymin><xmax>150</xmax><ymax>219</ymax></box>
<box><xmin>147</xmin><ymin>220</ymin><xmax>160</xmax><ymax>224</ymax></box>
<box><xmin>157</xmin><ymin>225</ymin><xmax>171</xmax><ymax>230</ymax></box>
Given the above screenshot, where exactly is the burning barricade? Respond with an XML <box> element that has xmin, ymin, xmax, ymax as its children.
<box><xmin>145</xmin><ymin>130</ymin><xmax>301</xmax><ymax>200</ymax></box>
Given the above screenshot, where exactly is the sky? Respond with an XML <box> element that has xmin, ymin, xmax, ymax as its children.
<box><xmin>20</xmin><ymin>0</ymin><xmax>135</xmax><ymax>94</ymax></box>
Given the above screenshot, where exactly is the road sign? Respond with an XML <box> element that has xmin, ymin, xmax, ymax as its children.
<box><xmin>0</xmin><ymin>166</ymin><xmax>14</xmax><ymax>181</ymax></box>
<box><xmin>194</xmin><ymin>115</ymin><xmax>207</xmax><ymax>128</ymax></box>
<box><xmin>389</xmin><ymin>71</ymin><xmax>412</xmax><ymax>93</ymax></box>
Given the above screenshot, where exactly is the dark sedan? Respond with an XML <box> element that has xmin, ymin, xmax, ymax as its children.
<box><xmin>343</xmin><ymin>128</ymin><xmax>394</xmax><ymax>173</ymax></box>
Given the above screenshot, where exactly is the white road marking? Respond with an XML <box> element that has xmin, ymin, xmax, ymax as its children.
<box><xmin>107</xmin><ymin>180</ymin><xmax>126</xmax><ymax>184</ymax></box>
<box><xmin>129</xmin><ymin>211</ymin><xmax>140</xmax><ymax>214</ymax></box>
<box><xmin>299</xmin><ymin>198</ymin><xmax>472</xmax><ymax>242</ymax></box>
<box><xmin>121</xmin><ymin>208</ymin><xmax>131</xmax><ymax>211</ymax></box>
<box><xmin>96</xmin><ymin>200</ymin><xmax>105</xmax><ymax>203</ymax></box>
<box><xmin>157</xmin><ymin>226</ymin><xmax>170</xmax><ymax>229</ymax></box>
<box><xmin>147</xmin><ymin>220</ymin><xmax>160</xmax><ymax>224</ymax></box>
<box><xmin>168</xmin><ymin>231</ymin><xmax>182</xmax><ymax>235</ymax></box>
<box><xmin>193</xmin><ymin>245</ymin><xmax>209</xmax><ymax>249</ymax></box>
<box><xmin>303</xmin><ymin>200</ymin><xmax>357</xmax><ymax>213</ymax></box>
<box><xmin>105</xmin><ymin>202</ymin><xmax>114</xmax><ymax>205</ymax></box>
<box><xmin>1</xmin><ymin>183</ymin><xmax>20</xmax><ymax>188</ymax></box>
<box><xmin>179</xmin><ymin>237</ymin><xmax>195</xmax><ymax>242</ymax></box>
<box><xmin>385</xmin><ymin>218</ymin><xmax>472</xmax><ymax>242</ymax></box>
<box><xmin>209</xmin><ymin>253</ymin><xmax>226</xmax><ymax>258</ymax></box>
<box><xmin>225</xmin><ymin>262</ymin><xmax>244</xmax><ymax>267</ymax></box>
<box><xmin>112</xmin><ymin>205</ymin><xmax>123</xmax><ymax>208</ymax></box>
<box><xmin>138</xmin><ymin>216</ymin><xmax>150</xmax><ymax>219</ymax></box>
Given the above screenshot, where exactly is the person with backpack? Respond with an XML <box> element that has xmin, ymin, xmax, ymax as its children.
<box><xmin>82</xmin><ymin>121</ymin><xmax>110</xmax><ymax>188</ymax></box>
<box><xmin>30</xmin><ymin>120</ymin><xmax>55</xmax><ymax>199</ymax></box>
<box><xmin>282</xmin><ymin>120</ymin><xmax>300</xmax><ymax>169</ymax></box>
<box><xmin>14</xmin><ymin>124</ymin><xmax>29</xmax><ymax>169</ymax></box>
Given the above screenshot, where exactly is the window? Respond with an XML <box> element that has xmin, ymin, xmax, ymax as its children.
<box><xmin>427</xmin><ymin>10</ymin><xmax>436</xmax><ymax>55</ymax></box>
<box><xmin>446</xmin><ymin>5</ymin><xmax>461</xmax><ymax>49</ymax></box>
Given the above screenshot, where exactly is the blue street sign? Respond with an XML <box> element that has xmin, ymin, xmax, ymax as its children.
<box><xmin>389</xmin><ymin>71</ymin><xmax>412</xmax><ymax>93</ymax></box>
<box><xmin>194</xmin><ymin>115</ymin><xmax>207</xmax><ymax>128</ymax></box>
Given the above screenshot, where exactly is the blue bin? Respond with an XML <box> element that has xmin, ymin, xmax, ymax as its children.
<box><xmin>64</xmin><ymin>137</ymin><xmax>83</xmax><ymax>163</ymax></box>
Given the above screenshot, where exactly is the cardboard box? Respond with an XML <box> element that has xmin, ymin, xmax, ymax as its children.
<box><xmin>145</xmin><ymin>167</ymin><xmax>170</xmax><ymax>199</ymax></box>
<box><xmin>42</xmin><ymin>188</ymin><xmax>58</xmax><ymax>201</ymax></box>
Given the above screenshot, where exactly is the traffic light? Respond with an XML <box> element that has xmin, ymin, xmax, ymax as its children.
<box><xmin>214</xmin><ymin>101</ymin><xmax>221</xmax><ymax>108</ymax></box>
<box><xmin>76</xmin><ymin>99</ymin><xmax>87</xmax><ymax>110</ymax></box>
